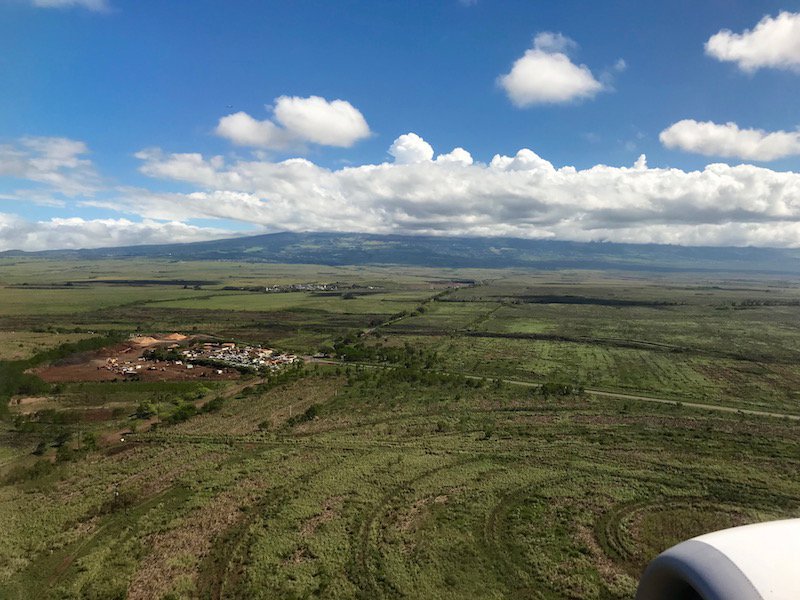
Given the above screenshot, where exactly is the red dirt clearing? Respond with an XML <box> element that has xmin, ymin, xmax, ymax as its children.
<box><xmin>31</xmin><ymin>337</ymin><xmax>240</xmax><ymax>383</ymax></box>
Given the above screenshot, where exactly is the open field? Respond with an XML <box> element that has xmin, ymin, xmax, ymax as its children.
<box><xmin>1</xmin><ymin>259</ymin><xmax>799</xmax><ymax>598</ymax></box>
<box><xmin>0</xmin><ymin>286</ymin><xmax>220</xmax><ymax>316</ymax></box>
<box><xmin>1</xmin><ymin>368</ymin><xmax>798</xmax><ymax>599</ymax></box>
<box><xmin>0</xmin><ymin>331</ymin><xmax>98</xmax><ymax>361</ymax></box>
<box><xmin>146</xmin><ymin>290</ymin><xmax>430</xmax><ymax>315</ymax></box>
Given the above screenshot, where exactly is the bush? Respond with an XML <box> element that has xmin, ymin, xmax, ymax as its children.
<box><xmin>53</xmin><ymin>429</ymin><xmax>73</xmax><ymax>447</ymax></box>
<box><xmin>167</xmin><ymin>402</ymin><xmax>197</xmax><ymax>424</ymax></box>
<box><xmin>96</xmin><ymin>488</ymin><xmax>138</xmax><ymax>515</ymax></box>
<box><xmin>56</xmin><ymin>444</ymin><xmax>75</xmax><ymax>462</ymax></box>
<box><xmin>134</xmin><ymin>400</ymin><xmax>156</xmax><ymax>419</ymax></box>
<box><xmin>3</xmin><ymin>459</ymin><xmax>55</xmax><ymax>484</ymax></box>
<box><xmin>538</xmin><ymin>382</ymin><xmax>584</xmax><ymax>397</ymax></box>
<box><xmin>286</xmin><ymin>404</ymin><xmax>319</xmax><ymax>427</ymax></box>
<box><xmin>82</xmin><ymin>432</ymin><xmax>98</xmax><ymax>451</ymax></box>
<box><xmin>202</xmin><ymin>396</ymin><xmax>225</xmax><ymax>413</ymax></box>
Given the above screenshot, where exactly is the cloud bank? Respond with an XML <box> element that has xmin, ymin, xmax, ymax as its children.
<box><xmin>216</xmin><ymin>96</ymin><xmax>371</xmax><ymax>149</ymax></box>
<box><xmin>706</xmin><ymin>11</ymin><xmax>800</xmax><ymax>73</ymax></box>
<box><xmin>660</xmin><ymin>120</ymin><xmax>800</xmax><ymax>161</ymax></box>
<box><xmin>31</xmin><ymin>0</ymin><xmax>108</xmax><ymax>10</ymax></box>
<box><xmin>73</xmin><ymin>132</ymin><xmax>800</xmax><ymax>249</ymax></box>
<box><xmin>5</xmin><ymin>131</ymin><xmax>800</xmax><ymax>251</ymax></box>
<box><xmin>0</xmin><ymin>215</ymin><xmax>229</xmax><ymax>252</ymax></box>
<box><xmin>498</xmin><ymin>33</ymin><xmax>604</xmax><ymax>106</ymax></box>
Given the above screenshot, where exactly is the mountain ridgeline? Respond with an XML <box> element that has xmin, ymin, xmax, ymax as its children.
<box><xmin>4</xmin><ymin>232</ymin><xmax>800</xmax><ymax>274</ymax></box>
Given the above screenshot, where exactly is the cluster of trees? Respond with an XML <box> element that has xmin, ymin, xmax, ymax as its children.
<box><xmin>537</xmin><ymin>382</ymin><xmax>585</xmax><ymax>397</ymax></box>
<box><xmin>134</xmin><ymin>385</ymin><xmax>214</xmax><ymax>425</ymax></box>
<box><xmin>730</xmin><ymin>299</ymin><xmax>800</xmax><ymax>307</ymax></box>
<box><xmin>11</xmin><ymin>409</ymin><xmax>98</xmax><ymax>464</ymax></box>
<box><xmin>364</xmin><ymin>365</ymin><xmax>479</xmax><ymax>388</ymax></box>
<box><xmin>327</xmin><ymin>337</ymin><xmax>439</xmax><ymax>369</ymax></box>
<box><xmin>285</xmin><ymin>403</ymin><xmax>319</xmax><ymax>427</ymax></box>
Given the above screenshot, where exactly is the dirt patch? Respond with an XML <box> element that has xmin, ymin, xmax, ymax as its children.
<box><xmin>130</xmin><ymin>336</ymin><xmax>161</xmax><ymax>346</ymax></box>
<box><xmin>7</xmin><ymin>396</ymin><xmax>49</xmax><ymax>407</ymax></box>
<box><xmin>398</xmin><ymin>494</ymin><xmax>448</xmax><ymax>533</ymax></box>
<box><xmin>283</xmin><ymin>546</ymin><xmax>313</xmax><ymax>565</ymax></box>
<box><xmin>575</xmin><ymin>523</ymin><xmax>630</xmax><ymax>589</ymax></box>
<box><xmin>164</xmin><ymin>333</ymin><xmax>188</xmax><ymax>341</ymax></box>
<box><xmin>300</xmin><ymin>496</ymin><xmax>343</xmax><ymax>537</ymax></box>
<box><xmin>31</xmin><ymin>339</ymin><xmax>240</xmax><ymax>384</ymax></box>
<box><xmin>81</xmin><ymin>408</ymin><xmax>115</xmax><ymax>422</ymax></box>
<box><xmin>127</xmin><ymin>478</ymin><xmax>266</xmax><ymax>600</ymax></box>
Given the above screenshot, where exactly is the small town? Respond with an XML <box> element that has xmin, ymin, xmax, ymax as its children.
<box><xmin>221</xmin><ymin>282</ymin><xmax>380</xmax><ymax>293</ymax></box>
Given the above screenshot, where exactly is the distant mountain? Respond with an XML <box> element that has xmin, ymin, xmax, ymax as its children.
<box><xmin>4</xmin><ymin>231</ymin><xmax>800</xmax><ymax>274</ymax></box>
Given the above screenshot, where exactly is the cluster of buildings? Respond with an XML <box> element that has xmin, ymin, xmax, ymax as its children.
<box><xmin>180</xmin><ymin>342</ymin><xmax>298</xmax><ymax>371</ymax></box>
<box><xmin>222</xmin><ymin>282</ymin><xmax>379</xmax><ymax>294</ymax></box>
<box><xmin>265</xmin><ymin>282</ymin><xmax>341</xmax><ymax>293</ymax></box>
<box><xmin>103</xmin><ymin>355</ymin><xmax>148</xmax><ymax>376</ymax></box>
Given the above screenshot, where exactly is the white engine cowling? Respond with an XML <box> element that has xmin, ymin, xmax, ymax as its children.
<box><xmin>636</xmin><ymin>519</ymin><xmax>800</xmax><ymax>600</ymax></box>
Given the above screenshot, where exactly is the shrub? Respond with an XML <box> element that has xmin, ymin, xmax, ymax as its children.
<box><xmin>167</xmin><ymin>402</ymin><xmax>197</xmax><ymax>424</ymax></box>
<box><xmin>3</xmin><ymin>459</ymin><xmax>55</xmax><ymax>484</ymax></box>
<box><xmin>202</xmin><ymin>396</ymin><xmax>225</xmax><ymax>413</ymax></box>
<box><xmin>134</xmin><ymin>400</ymin><xmax>156</xmax><ymax>419</ymax></box>
<box><xmin>286</xmin><ymin>404</ymin><xmax>319</xmax><ymax>427</ymax></box>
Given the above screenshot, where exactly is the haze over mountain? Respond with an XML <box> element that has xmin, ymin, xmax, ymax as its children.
<box><xmin>5</xmin><ymin>231</ymin><xmax>800</xmax><ymax>275</ymax></box>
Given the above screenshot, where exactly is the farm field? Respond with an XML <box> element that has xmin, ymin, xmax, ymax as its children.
<box><xmin>146</xmin><ymin>290</ymin><xmax>431</xmax><ymax>315</ymax></box>
<box><xmin>1</xmin><ymin>259</ymin><xmax>799</xmax><ymax>599</ymax></box>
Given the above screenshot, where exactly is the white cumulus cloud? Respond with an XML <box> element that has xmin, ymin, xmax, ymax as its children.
<box><xmin>0</xmin><ymin>136</ymin><xmax>100</xmax><ymax>196</ymax></box>
<box><xmin>435</xmin><ymin>147</ymin><xmax>473</xmax><ymax>166</ymax></box>
<box><xmin>215</xmin><ymin>95</ymin><xmax>371</xmax><ymax>149</ymax></box>
<box><xmin>660</xmin><ymin>119</ymin><xmax>800</xmax><ymax>161</ymax></box>
<box><xmin>498</xmin><ymin>32</ymin><xmax>604</xmax><ymax>106</ymax></box>
<box><xmin>215</xmin><ymin>112</ymin><xmax>288</xmax><ymax>149</ymax></box>
<box><xmin>705</xmin><ymin>11</ymin><xmax>800</xmax><ymax>72</ymax></box>
<box><xmin>388</xmin><ymin>133</ymin><xmax>434</xmax><ymax>164</ymax></box>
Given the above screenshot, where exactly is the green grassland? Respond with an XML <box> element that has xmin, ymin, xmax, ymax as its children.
<box><xmin>147</xmin><ymin>290</ymin><xmax>430</xmax><ymax>315</ymax></box>
<box><xmin>0</xmin><ymin>331</ymin><xmax>98</xmax><ymax>361</ymax></box>
<box><xmin>0</xmin><ymin>286</ymin><xmax>221</xmax><ymax>316</ymax></box>
<box><xmin>1</xmin><ymin>368</ymin><xmax>798</xmax><ymax>599</ymax></box>
<box><xmin>1</xmin><ymin>259</ymin><xmax>799</xmax><ymax>599</ymax></box>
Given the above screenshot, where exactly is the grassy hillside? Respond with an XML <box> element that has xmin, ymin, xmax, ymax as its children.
<box><xmin>6</xmin><ymin>231</ymin><xmax>800</xmax><ymax>274</ymax></box>
<box><xmin>1</xmin><ymin>260</ymin><xmax>799</xmax><ymax>599</ymax></box>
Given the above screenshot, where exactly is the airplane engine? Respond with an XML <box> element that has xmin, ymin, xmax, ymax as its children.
<box><xmin>635</xmin><ymin>518</ymin><xmax>800</xmax><ymax>600</ymax></box>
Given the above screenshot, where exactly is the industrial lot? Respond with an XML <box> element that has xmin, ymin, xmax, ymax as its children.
<box><xmin>32</xmin><ymin>334</ymin><xmax>298</xmax><ymax>383</ymax></box>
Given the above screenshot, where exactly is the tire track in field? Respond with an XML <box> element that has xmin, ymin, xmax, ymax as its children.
<box><xmin>482</xmin><ymin>477</ymin><xmax>584</xmax><ymax>600</ymax></box>
<box><xmin>198</xmin><ymin>455</ymin><xmax>349</xmax><ymax>599</ymax></box>
<box><xmin>349</xmin><ymin>456</ymin><xmax>481</xmax><ymax>599</ymax></box>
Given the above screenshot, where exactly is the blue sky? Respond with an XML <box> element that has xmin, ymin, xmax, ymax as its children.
<box><xmin>2</xmin><ymin>0</ymin><xmax>800</xmax><ymax>250</ymax></box>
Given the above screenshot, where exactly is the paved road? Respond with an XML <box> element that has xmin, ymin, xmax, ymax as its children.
<box><xmin>465</xmin><ymin>375</ymin><xmax>799</xmax><ymax>420</ymax></box>
<box><xmin>310</xmin><ymin>358</ymin><xmax>800</xmax><ymax>421</ymax></box>
<box><xmin>582</xmin><ymin>388</ymin><xmax>800</xmax><ymax>421</ymax></box>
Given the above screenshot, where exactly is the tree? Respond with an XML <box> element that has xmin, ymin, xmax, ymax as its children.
<box><xmin>135</xmin><ymin>400</ymin><xmax>156</xmax><ymax>419</ymax></box>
